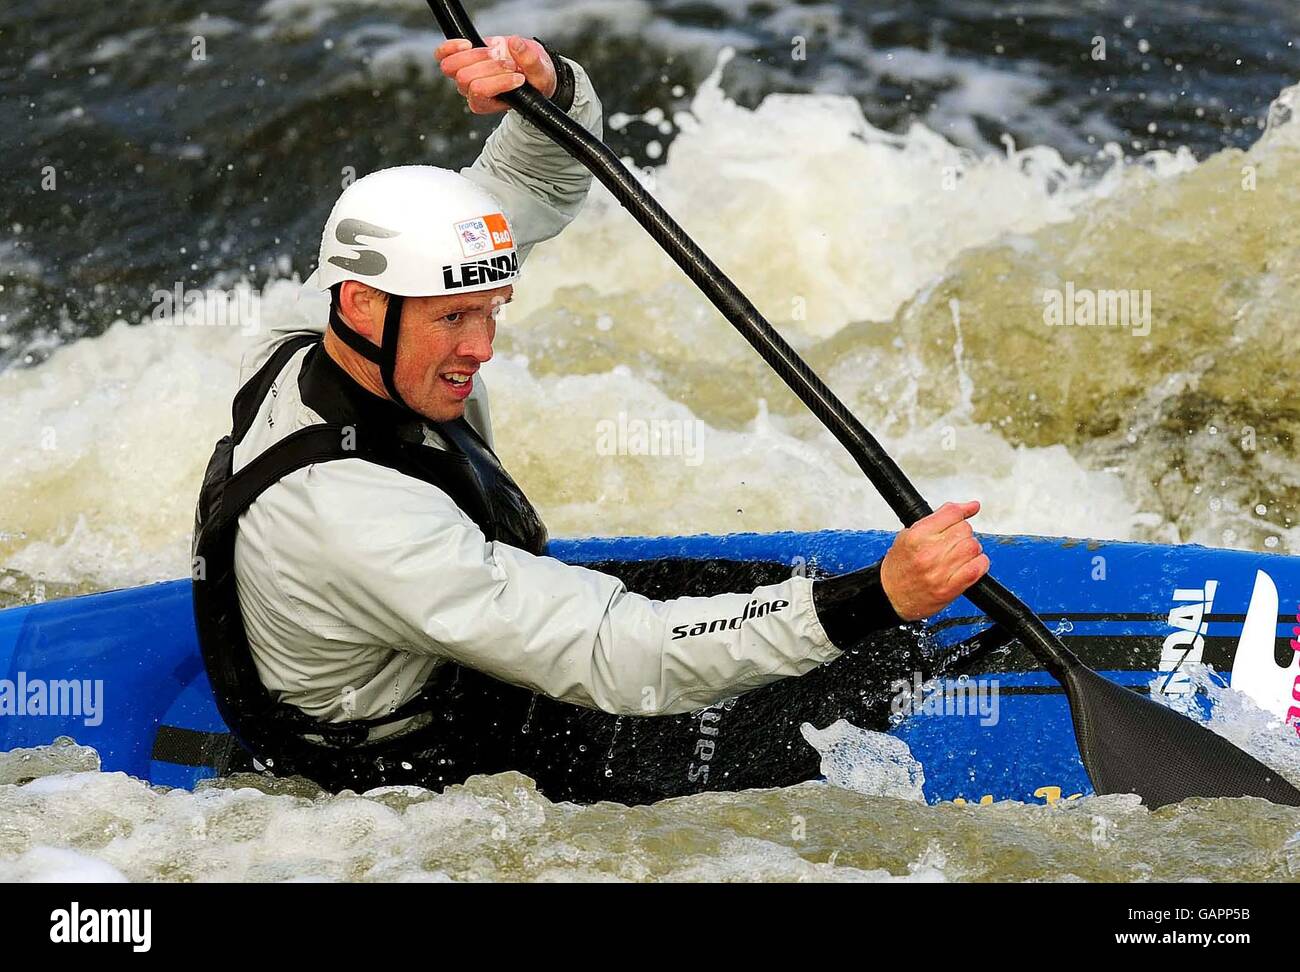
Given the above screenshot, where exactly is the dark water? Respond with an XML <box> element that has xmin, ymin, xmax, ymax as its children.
<box><xmin>2</xmin><ymin>0</ymin><xmax>1298</xmax><ymax>367</ymax></box>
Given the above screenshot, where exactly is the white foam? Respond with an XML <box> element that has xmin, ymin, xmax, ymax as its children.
<box><xmin>3</xmin><ymin>55</ymin><xmax>1219</xmax><ymax>589</ymax></box>
<box><xmin>0</xmin><ymin>846</ymin><xmax>128</xmax><ymax>883</ymax></box>
<box><xmin>510</xmin><ymin>48</ymin><xmax>1129</xmax><ymax>339</ymax></box>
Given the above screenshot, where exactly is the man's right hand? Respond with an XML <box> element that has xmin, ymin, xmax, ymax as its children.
<box><xmin>436</xmin><ymin>36</ymin><xmax>558</xmax><ymax>114</ymax></box>
<box><xmin>879</xmin><ymin>500</ymin><xmax>990</xmax><ymax>621</ymax></box>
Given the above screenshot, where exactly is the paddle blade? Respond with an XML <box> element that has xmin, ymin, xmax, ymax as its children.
<box><xmin>1063</xmin><ymin>665</ymin><xmax>1300</xmax><ymax>808</ymax></box>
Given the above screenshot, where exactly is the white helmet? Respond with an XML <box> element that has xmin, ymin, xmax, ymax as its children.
<box><xmin>315</xmin><ymin>165</ymin><xmax>519</xmax><ymax>297</ymax></box>
<box><xmin>313</xmin><ymin>166</ymin><xmax>519</xmax><ymax>410</ymax></box>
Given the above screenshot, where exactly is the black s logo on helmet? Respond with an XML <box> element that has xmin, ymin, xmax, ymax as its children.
<box><xmin>328</xmin><ymin>219</ymin><xmax>400</xmax><ymax>276</ymax></box>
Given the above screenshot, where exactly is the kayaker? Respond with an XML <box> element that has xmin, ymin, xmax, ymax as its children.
<box><xmin>192</xmin><ymin>35</ymin><xmax>991</xmax><ymax>804</ymax></box>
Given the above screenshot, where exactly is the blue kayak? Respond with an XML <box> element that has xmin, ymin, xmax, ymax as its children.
<box><xmin>0</xmin><ymin>529</ymin><xmax>1296</xmax><ymax>803</ymax></box>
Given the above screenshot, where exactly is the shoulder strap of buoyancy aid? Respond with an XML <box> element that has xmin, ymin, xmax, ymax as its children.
<box><xmin>217</xmin><ymin>335</ymin><xmax>469</xmax><ymax>533</ymax></box>
<box><xmin>232</xmin><ymin>335</ymin><xmax>318</xmax><ymax>442</ymax></box>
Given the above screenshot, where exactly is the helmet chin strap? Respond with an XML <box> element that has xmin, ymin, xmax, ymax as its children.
<box><xmin>328</xmin><ymin>295</ymin><xmax>412</xmax><ymax>412</ymax></box>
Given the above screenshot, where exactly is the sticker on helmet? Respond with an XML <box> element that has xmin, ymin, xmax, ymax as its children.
<box><xmin>442</xmin><ymin>251</ymin><xmax>519</xmax><ymax>290</ymax></box>
<box><xmin>328</xmin><ymin>218</ymin><xmax>400</xmax><ymax>276</ymax></box>
<box><xmin>455</xmin><ymin>214</ymin><xmax>513</xmax><ymax>258</ymax></box>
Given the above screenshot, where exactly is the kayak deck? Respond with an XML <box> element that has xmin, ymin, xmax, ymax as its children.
<box><xmin>0</xmin><ymin>530</ymin><xmax>1296</xmax><ymax>802</ymax></box>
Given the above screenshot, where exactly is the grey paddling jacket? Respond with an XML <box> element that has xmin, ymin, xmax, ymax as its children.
<box><xmin>230</xmin><ymin>58</ymin><xmax>849</xmax><ymax>730</ymax></box>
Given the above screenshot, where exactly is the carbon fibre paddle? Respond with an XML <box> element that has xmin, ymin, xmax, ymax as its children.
<box><xmin>425</xmin><ymin>0</ymin><xmax>1300</xmax><ymax>808</ymax></box>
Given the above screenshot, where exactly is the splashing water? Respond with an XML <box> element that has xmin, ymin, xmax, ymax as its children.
<box><xmin>800</xmin><ymin>720</ymin><xmax>927</xmax><ymax>801</ymax></box>
<box><xmin>1149</xmin><ymin>664</ymin><xmax>1300</xmax><ymax>790</ymax></box>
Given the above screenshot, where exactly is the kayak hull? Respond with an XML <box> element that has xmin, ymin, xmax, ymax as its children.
<box><xmin>1</xmin><ymin>530</ymin><xmax>1296</xmax><ymax>803</ymax></box>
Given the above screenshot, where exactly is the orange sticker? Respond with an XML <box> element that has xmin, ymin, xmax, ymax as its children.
<box><xmin>483</xmin><ymin>213</ymin><xmax>513</xmax><ymax>250</ymax></box>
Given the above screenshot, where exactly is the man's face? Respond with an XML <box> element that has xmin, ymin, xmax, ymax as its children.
<box><xmin>388</xmin><ymin>284</ymin><xmax>512</xmax><ymax>422</ymax></box>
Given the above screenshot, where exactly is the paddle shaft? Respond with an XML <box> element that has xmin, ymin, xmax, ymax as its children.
<box><xmin>427</xmin><ymin>0</ymin><xmax>1081</xmax><ymax>680</ymax></box>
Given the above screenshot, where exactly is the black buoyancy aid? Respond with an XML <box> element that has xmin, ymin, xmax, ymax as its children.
<box><xmin>191</xmin><ymin>333</ymin><xmax>548</xmax><ymax>769</ymax></box>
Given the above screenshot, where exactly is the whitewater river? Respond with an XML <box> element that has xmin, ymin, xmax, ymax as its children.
<box><xmin>2</xmin><ymin>0</ymin><xmax>1299</xmax><ymax>880</ymax></box>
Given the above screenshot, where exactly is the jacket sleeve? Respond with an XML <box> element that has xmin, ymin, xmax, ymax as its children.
<box><xmin>242</xmin><ymin>55</ymin><xmax>602</xmax><ymax>385</ymax></box>
<box><xmin>461</xmin><ymin>57</ymin><xmax>602</xmax><ymax>264</ymax></box>
<box><xmin>299</xmin><ymin>461</ymin><xmax>841</xmax><ymax>716</ymax></box>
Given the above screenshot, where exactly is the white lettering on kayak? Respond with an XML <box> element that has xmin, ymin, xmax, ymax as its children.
<box><xmin>1228</xmin><ymin>571</ymin><xmax>1300</xmax><ymax>735</ymax></box>
<box><xmin>1158</xmin><ymin>580</ymin><xmax>1217</xmax><ymax>696</ymax></box>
